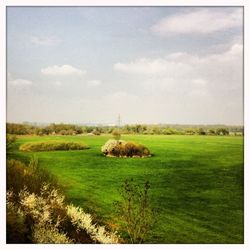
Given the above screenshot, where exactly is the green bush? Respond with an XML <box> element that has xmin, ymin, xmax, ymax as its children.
<box><xmin>7</xmin><ymin>194</ymin><xmax>29</xmax><ymax>243</ymax></box>
<box><xmin>7</xmin><ymin>158</ymin><xmax>60</xmax><ymax>196</ymax></box>
<box><xmin>114</xmin><ymin>179</ymin><xmax>156</xmax><ymax>243</ymax></box>
<box><xmin>101</xmin><ymin>140</ymin><xmax>150</xmax><ymax>158</ymax></box>
<box><xmin>92</xmin><ymin>129</ymin><xmax>101</xmax><ymax>135</ymax></box>
<box><xmin>123</xmin><ymin>142</ymin><xmax>150</xmax><ymax>157</ymax></box>
<box><xmin>112</xmin><ymin>129</ymin><xmax>121</xmax><ymax>140</ymax></box>
<box><xmin>6</xmin><ymin>134</ymin><xmax>17</xmax><ymax>153</ymax></box>
<box><xmin>19</xmin><ymin>141</ymin><xmax>90</xmax><ymax>152</ymax></box>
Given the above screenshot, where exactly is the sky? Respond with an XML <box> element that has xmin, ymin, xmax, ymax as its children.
<box><xmin>7</xmin><ymin>7</ymin><xmax>243</xmax><ymax>125</ymax></box>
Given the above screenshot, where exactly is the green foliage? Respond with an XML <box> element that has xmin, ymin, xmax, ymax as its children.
<box><xmin>112</xmin><ymin>129</ymin><xmax>121</xmax><ymax>140</ymax></box>
<box><xmin>6</xmin><ymin>134</ymin><xmax>17</xmax><ymax>153</ymax></box>
<box><xmin>114</xmin><ymin>179</ymin><xmax>156</xmax><ymax>243</ymax></box>
<box><xmin>6</xmin><ymin>158</ymin><xmax>119</xmax><ymax>244</ymax></box>
<box><xmin>163</xmin><ymin>128</ymin><xmax>178</xmax><ymax>135</ymax></box>
<box><xmin>208</xmin><ymin>129</ymin><xmax>216</xmax><ymax>135</ymax></box>
<box><xmin>122</xmin><ymin>142</ymin><xmax>150</xmax><ymax>157</ymax></box>
<box><xmin>6</xmin><ymin>158</ymin><xmax>65</xmax><ymax>243</ymax></box>
<box><xmin>184</xmin><ymin>128</ymin><xmax>196</xmax><ymax>135</ymax></box>
<box><xmin>7</xmin><ymin>195</ymin><xmax>29</xmax><ymax>243</ymax></box>
<box><xmin>198</xmin><ymin>128</ymin><xmax>206</xmax><ymax>135</ymax></box>
<box><xmin>7</xmin><ymin>157</ymin><xmax>60</xmax><ymax>197</ymax></box>
<box><xmin>6</xmin><ymin>122</ymin><xmax>243</xmax><ymax>136</ymax></box>
<box><xmin>92</xmin><ymin>129</ymin><xmax>101</xmax><ymax>135</ymax></box>
<box><xmin>216</xmin><ymin>128</ymin><xmax>229</xmax><ymax>135</ymax></box>
<box><xmin>101</xmin><ymin>139</ymin><xmax>151</xmax><ymax>157</ymax></box>
<box><xmin>19</xmin><ymin>141</ymin><xmax>89</xmax><ymax>152</ymax></box>
<box><xmin>7</xmin><ymin>123</ymin><xmax>32</xmax><ymax>135</ymax></box>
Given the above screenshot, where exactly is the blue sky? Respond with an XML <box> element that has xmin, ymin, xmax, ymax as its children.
<box><xmin>7</xmin><ymin>7</ymin><xmax>243</xmax><ymax>125</ymax></box>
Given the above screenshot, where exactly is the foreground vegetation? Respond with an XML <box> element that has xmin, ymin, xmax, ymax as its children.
<box><xmin>7</xmin><ymin>159</ymin><xmax>120</xmax><ymax>243</ymax></box>
<box><xmin>9</xmin><ymin>134</ymin><xmax>243</xmax><ymax>243</ymax></box>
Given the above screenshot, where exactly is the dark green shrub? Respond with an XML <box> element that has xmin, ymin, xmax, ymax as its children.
<box><xmin>208</xmin><ymin>129</ymin><xmax>216</xmax><ymax>135</ymax></box>
<box><xmin>216</xmin><ymin>128</ymin><xmax>229</xmax><ymax>135</ymax></box>
<box><xmin>198</xmin><ymin>128</ymin><xmax>206</xmax><ymax>135</ymax></box>
<box><xmin>19</xmin><ymin>141</ymin><xmax>89</xmax><ymax>152</ymax></box>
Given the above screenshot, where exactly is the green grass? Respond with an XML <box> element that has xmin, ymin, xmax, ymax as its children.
<box><xmin>10</xmin><ymin>134</ymin><xmax>243</xmax><ymax>243</ymax></box>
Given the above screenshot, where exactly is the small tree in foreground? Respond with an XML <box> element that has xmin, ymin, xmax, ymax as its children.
<box><xmin>114</xmin><ymin>179</ymin><xmax>156</xmax><ymax>243</ymax></box>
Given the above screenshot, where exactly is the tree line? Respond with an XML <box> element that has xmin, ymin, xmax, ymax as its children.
<box><xmin>6</xmin><ymin>123</ymin><xmax>243</xmax><ymax>136</ymax></box>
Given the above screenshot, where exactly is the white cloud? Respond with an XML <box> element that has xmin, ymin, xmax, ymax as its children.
<box><xmin>8</xmin><ymin>74</ymin><xmax>33</xmax><ymax>86</ymax></box>
<box><xmin>41</xmin><ymin>65</ymin><xmax>86</xmax><ymax>76</ymax></box>
<box><xmin>192</xmin><ymin>79</ymin><xmax>207</xmax><ymax>86</ymax></box>
<box><xmin>87</xmin><ymin>80</ymin><xmax>102</xmax><ymax>86</ymax></box>
<box><xmin>151</xmin><ymin>8</ymin><xmax>242</xmax><ymax>36</ymax></box>
<box><xmin>31</xmin><ymin>36</ymin><xmax>62</xmax><ymax>46</ymax></box>
<box><xmin>113</xmin><ymin>43</ymin><xmax>243</xmax><ymax>104</ymax></box>
<box><xmin>114</xmin><ymin>57</ymin><xmax>192</xmax><ymax>76</ymax></box>
<box><xmin>54</xmin><ymin>81</ymin><xmax>62</xmax><ymax>86</ymax></box>
<box><xmin>114</xmin><ymin>43</ymin><xmax>242</xmax><ymax>78</ymax></box>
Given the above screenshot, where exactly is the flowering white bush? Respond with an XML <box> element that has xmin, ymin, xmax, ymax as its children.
<box><xmin>101</xmin><ymin>139</ymin><xmax>126</xmax><ymax>155</ymax></box>
<box><xmin>67</xmin><ymin>205</ymin><xmax>120</xmax><ymax>244</ymax></box>
<box><xmin>101</xmin><ymin>139</ymin><xmax>151</xmax><ymax>158</ymax></box>
<box><xmin>19</xmin><ymin>184</ymin><xmax>65</xmax><ymax>226</ymax></box>
<box><xmin>32</xmin><ymin>224</ymin><xmax>73</xmax><ymax>244</ymax></box>
<box><xmin>7</xmin><ymin>185</ymin><xmax>120</xmax><ymax>244</ymax></box>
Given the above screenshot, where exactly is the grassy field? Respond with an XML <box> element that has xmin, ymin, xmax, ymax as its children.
<box><xmin>10</xmin><ymin>134</ymin><xmax>244</xmax><ymax>243</ymax></box>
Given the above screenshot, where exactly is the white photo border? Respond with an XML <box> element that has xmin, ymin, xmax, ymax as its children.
<box><xmin>1</xmin><ymin>1</ymin><xmax>249</xmax><ymax>250</ymax></box>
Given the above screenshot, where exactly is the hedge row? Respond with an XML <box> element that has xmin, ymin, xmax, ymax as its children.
<box><xmin>19</xmin><ymin>141</ymin><xmax>89</xmax><ymax>152</ymax></box>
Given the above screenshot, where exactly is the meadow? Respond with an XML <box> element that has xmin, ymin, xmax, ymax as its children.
<box><xmin>10</xmin><ymin>134</ymin><xmax>243</xmax><ymax>243</ymax></box>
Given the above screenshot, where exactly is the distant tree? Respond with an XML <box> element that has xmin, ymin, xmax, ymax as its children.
<box><xmin>198</xmin><ymin>128</ymin><xmax>206</xmax><ymax>135</ymax></box>
<box><xmin>59</xmin><ymin>130</ymin><xmax>67</xmax><ymax>135</ymax></box>
<box><xmin>184</xmin><ymin>128</ymin><xmax>196</xmax><ymax>135</ymax></box>
<box><xmin>163</xmin><ymin>128</ymin><xmax>178</xmax><ymax>135</ymax></box>
<box><xmin>208</xmin><ymin>129</ymin><xmax>216</xmax><ymax>135</ymax></box>
<box><xmin>216</xmin><ymin>128</ymin><xmax>229</xmax><ymax>136</ymax></box>
<box><xmin>112</xmin><ymin>129</ymin><xmax>121</xmax><ymax>140</ymax></box>
<box><xmin>92</xmin><ymin>129</ymin><xmax>101</xmax><ymax>135</ymax></box>
<box><xmin>151</xmin><ymin>125</ymin><xmax>160</xmax><ymax>135</ymax></box>
<box><xmin>122</xmin><ymin>125</ymin><xmax>131</xmax><ymax>134</ymax></box>
<box><xmin>74</xmin><ymin>126</ymin><xmax>83</xmax><ymax>134</ymax></box>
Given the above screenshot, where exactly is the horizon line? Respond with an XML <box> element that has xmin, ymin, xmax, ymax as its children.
<box><xmin>6</xmin><ymin>121</ymin><xmax>244</xmax><ymax>127</ymax></box>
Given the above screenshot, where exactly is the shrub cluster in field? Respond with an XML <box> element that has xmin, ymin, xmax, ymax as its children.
<box><xmin>7</xmin><ymin>159</ymin><xmax>120</xmax><ymax>244</ymax></box>
<box><xmin>101</xmin><ymin>139</ymin><xmax>151</xmax><ymax>158</ymax></box>
<box><xmin>19</xmin><ymin>141</ymin><xmax>90</xmax><ymax>152</ymax></box>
